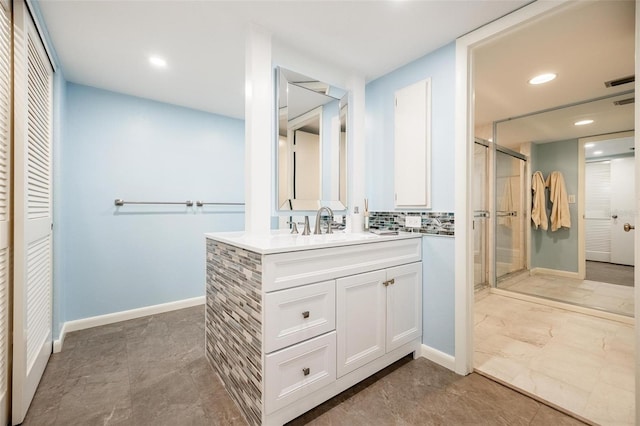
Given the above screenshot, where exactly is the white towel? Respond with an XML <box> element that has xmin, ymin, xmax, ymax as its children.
<box><xmin>531</xmin><ymin>171</ymin><xmax>548</xmax><ymax>230</ymax></box>
<box><xmin>546</xmin><ymin>171</ymin><xmax>571</xmax><ymax>231</ymax></box>
<box><xmin>498</xmin><ymin>178</ymin><xmax>514</xmax><ymax>227</ymax></box>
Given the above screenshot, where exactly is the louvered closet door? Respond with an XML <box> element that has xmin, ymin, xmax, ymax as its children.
<box><xmin>0</xmin><ymin>1</ymin><xmax>11</xmax><ymax>425</ymax></box>
<box><xmin>12</xmin><ymin>1</ymin><xmax>53</xmax><ymax>424</ymax></box>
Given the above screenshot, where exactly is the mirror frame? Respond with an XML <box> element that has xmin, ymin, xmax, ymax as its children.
<box><xmin>275</xmin><ymin>66</ymin><xmax>348</xmax><ymax>212</ymax></box>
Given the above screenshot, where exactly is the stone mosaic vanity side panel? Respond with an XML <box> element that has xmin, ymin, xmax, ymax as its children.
<box><xmin>369</xmin><ymin>211</ymin><xmax>455</xmax><ymax>236</ymax></box>
<box><xmin>206</xmin><ymin>240</ymin><xmax>263</xmax><ymax>426</ymax></box>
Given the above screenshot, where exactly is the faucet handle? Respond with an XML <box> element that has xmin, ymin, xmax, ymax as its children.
<box><xmin>326</xmin><ymin>218</ymin><xmax>333</xmax><ymax>234</ymax></box>
<box><xmin>302</xmin><ymin>216</ymin><xmax>311</xmax><ymax>235</ymax></box>
<box><xmin>286</xmin><ymin>221</ymin><xmax>298</xmax><ymax>234</ymax></box>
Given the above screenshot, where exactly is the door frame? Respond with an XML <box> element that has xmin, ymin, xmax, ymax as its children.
<box><xmin>456</xmin><ymin>1</ymin><xmax>639</xmax><ymax>423</ymax></box>
<box><xmin>454</xmin><ymin>0</ymin><xmax>571</xmax><ymax>376</ymax></box>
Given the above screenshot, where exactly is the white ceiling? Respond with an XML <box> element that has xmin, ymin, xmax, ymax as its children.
<box><xmin>37</xmin><ymin>0</ymin><xmax>530</xmax><ymax>119</ymax></box>
<box><xmin>473</xmin><ymin>0</ymin><xmax>635</xmax><ymax>147</ymax></box>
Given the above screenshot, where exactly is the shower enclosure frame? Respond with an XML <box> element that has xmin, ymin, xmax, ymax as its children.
<box><xmin>474</xmin><ymin>135</ymin><xmax>529</xmax><ymax>290</ymax></box>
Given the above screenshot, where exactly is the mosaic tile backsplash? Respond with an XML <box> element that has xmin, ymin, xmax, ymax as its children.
<box><xmin>369</xmin><ymin>211</ymin><xmax>455</xmax><ymax>236</ymax></box>
<box><xmin>206</xmin><ymin>240</ymin><xmax>263</xmax><ymax>426</ymax></box>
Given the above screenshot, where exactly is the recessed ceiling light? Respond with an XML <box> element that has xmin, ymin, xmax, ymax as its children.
<box><xmin>574</xmin><ymin>119</ymin><xmax>594</xmax><ymax>126</ymax></box>
<box><xmin>593</xmin><ymin>150</ymin><xmax>603</xmax><ymax>155</ymax></box>
<box><xmin>584</xmin><ymin>143</ymin><xmax>595</xmax><ymax>148</ymax></box>
<box><xmin>148</xmin><ymin>55</ymin><xmax>167</xmax><ymax>68</ymax></box>
<box><xmin>528</xmin><ymin>73</ymin><xmax>557</xmax><ymax>85</ymax></box>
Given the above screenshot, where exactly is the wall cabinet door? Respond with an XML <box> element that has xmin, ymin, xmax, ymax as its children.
<box><xmin>336</xmin><ymin>270</ymin><xmax>386</xmax><ymax>378</ymax></box>
<box><xmin>386</xmin><ymin>263</ymin><xmax>422</xmax><ymax>352</ymax></box>
<box><xmin>394</xmin><ymin>79</ymin><xmax>431</xmax><ymax>208</ymax></box>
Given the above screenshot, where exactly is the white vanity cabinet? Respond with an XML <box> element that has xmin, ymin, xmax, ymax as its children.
<box><xmin>337</xmin><ymin>262</ymin><xmax>422</xmax><ymax>377</ymax></box>
<box><xmin>205</xmin><ymin>232</ymin><xmax>423</xmax><ymax>426</ymax></box>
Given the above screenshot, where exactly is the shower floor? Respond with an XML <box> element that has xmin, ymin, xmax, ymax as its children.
<box><xmin>498</xmin><ymin>272</ymin><xmax>634</xmax><ymax>317</ymax></box>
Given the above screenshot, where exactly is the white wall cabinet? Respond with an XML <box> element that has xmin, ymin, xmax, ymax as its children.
<box><xmin>394</xmin><ymin>78</ymin><xmax>431</xmax><ymax>208</ymax></box>
<box><xmin>336</xmin><ymin>262</ymin><xmax>422</xmax><ymax>377</ymax></box>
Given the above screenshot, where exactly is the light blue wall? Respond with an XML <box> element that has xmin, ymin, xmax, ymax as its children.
<box><xmin>530</xmin><ymin>140</ymin><xmax>579</xmax><ymax>272</ymax></box>
<box><xmin>365</xmin><ymin>42</ymin><xmax>455</xmax><ymax>212</ymax></box>
<box><xmin>59</xmin><ymin>84</ymin><xmax>245</xmax><ymax>330</ymax></box>
<box><xmin>422</xmin><ymin>236</ymin><xmax>455</xmax><ymax>355</ymax></box>
<box><xmin>365</xmin><ymin>43</ymin><xmax>456</xmax><ymax>356</ymax></box>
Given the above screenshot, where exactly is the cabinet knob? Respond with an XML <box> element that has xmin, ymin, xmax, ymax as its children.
<box><xmin>302</xmin><ymin>311</ymin><xmax>310</xmax><ymax>319</ymax></box>
<box><xmin>389</xmin><ymin>278</ymin><xmax>395</xmax><ymax>285</ymax></box>
<box><xmin>302</xmin><ymin>367</ymin><xmax>310</xmax><ymax>376</ymax></box>
<box><xmin>383</xmin><ymin>278</ymin><xmax>396</xmax><ymax>287</ymax></box>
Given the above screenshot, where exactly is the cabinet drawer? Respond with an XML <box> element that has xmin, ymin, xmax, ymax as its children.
<box><xmin>265</xmin><ymin>280</ymin><xmax>335</xmax><ymax>353</ymax></box>
<box><xmin>265</xmin><ymin>332</ymin><xmax>336</xmax><ymax>414</ymax></box>
<box><xmin>263</xmin><ymin>238</ymin><xmax>422</xmax><ymax>292</ymax></box>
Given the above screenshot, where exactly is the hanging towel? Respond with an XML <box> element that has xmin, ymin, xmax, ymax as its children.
<box><xmin>546</xmin><ymin>171</ymin><xmax>571</xmax><ymax>231</ymax></box>
<box><xmin>531</xmin><ymin>171</ymin><xmax>548</xmax><ymax>230</ymax></box>
<box><xmin>498</xmin><ymin>178</ymin><xmax>514</xmax><ymax>227</ymax></box>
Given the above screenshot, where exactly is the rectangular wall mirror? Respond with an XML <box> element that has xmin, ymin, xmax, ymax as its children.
<box><xmin>276</xmin><ymin>67</ymin><xmax>348</xmax><ymax>211</ymax></box>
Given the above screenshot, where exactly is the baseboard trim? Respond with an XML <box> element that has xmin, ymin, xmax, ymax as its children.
<box><xmin>53</xmin><ymin>296</ymin><xmax>205</xmax><ymax>353</ymax></box>
<box><xmin>530</xmin><ymin>267</ymin><xmax>580</xmax><ymax>279</ymax></box>
<box><xmin>420</xmin><ymin>344</ymin><xmax>456</xmax><ymax>371</ymax></box>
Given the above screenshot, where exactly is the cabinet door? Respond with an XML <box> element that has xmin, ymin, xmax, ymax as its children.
<box><xmin>394</xmin><ymin>79</ymin><xmax>431</xmax><ymax>208</ymax></box>
<box><xmin>336</xmin><ymin>270</ymin><xmax>386</xmax><ymax>378</ymax></box>
<box><xmin>386</xmin><ymin>263</ymin><xmax>422</xmax><ymax>352</ymax></box>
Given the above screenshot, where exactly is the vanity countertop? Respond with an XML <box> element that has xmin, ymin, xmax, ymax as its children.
<box><xmin>205</xmin><ymin>230</ymin><xmax>422</xmax><ymax>255</ymax></box>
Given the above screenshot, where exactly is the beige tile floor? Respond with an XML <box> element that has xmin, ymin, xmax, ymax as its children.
<box><xmin>498</xmin><ymin>272</ymin><xmax>634</xmax><ymax>317</ymax></box>
<box><xmin>475</xmin><ymin>293</ymin><xmax>635</xmax><ymax>426</ymax></box>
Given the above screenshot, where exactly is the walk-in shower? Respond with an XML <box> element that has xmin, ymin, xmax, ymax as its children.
<box><xmin>473</xmin><ymin>138</ymin><xmax>527</xmax><ymax>290</ymax></box>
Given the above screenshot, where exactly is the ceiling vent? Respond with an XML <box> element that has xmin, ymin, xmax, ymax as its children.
<box><xmin>613</xmin><ymin>97</ymin><xmax>635</xmax><ymax>106</ymax></box>
<box><xmin>604</xmin><ymin>75</ymin><xmax>635</xmax><ymax>87</ymax></box>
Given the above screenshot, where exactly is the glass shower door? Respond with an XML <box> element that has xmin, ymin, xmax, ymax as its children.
<box><xmin>473</xmin><ymin>142</ymin><xmax>489</xmax><ymax>290</ymax></box>
<box><xmin>495</xmin><ymin>149</ymin><xmax>526</xmax><ymax>282</ymax></box>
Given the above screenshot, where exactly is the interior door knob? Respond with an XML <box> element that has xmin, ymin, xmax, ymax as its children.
<box><xmin>624</xmin><ymin>223</ymin><xmax>635</xmax><ymax>232</ymax></box>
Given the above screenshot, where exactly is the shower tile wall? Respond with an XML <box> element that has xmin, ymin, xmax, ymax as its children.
<box><xmin>369</xmin><ymin>211</ymin><xmax>454</xmax><ymax>236</ymax></box>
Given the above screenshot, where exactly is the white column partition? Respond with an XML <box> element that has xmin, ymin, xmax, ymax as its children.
<box><xmin>347</xmin><ymin>74</ymin><xmax>365</xmax><ymax>213</ymax></box>
<box><xmin>244</xmin><ymin>25</ymin><xmax>272</xmax><ymax>234</ymax></box>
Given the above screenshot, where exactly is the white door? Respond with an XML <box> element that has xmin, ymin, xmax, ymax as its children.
<box><xmin>12</xmin><ymin>1</ymin><xmax>54</xmax><ymax>423</ymax></box>
<box><xmin>0</xmin><ymin>1</ymin><xmax>12</xmax><ymax>424</ymax></box>
<box><xmin>585</xmin><ymin>161</ymin><xmax>612</xmax><ymax>262</ymax></box>
<box><xmin>336</xmin><ymin>270</ymin><xmax>386</xmax><ymax>378</ymax></box>
<box><xmin>610</xmin><ymin>156</ymin><xmax>635</xmax><ymax>266</ymax></box>
<box><xmin>386</xmin><ymin>263</ymin><xmax>422</xmax><ymax>352</ymax></box>
<box><xmin>293</xmin><ymin>130</ymin><xmax>320</xmax><ymax>201</ymax></box>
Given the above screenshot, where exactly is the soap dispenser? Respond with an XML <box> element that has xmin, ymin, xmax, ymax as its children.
<box><xmin>363</xmin><ymin>198</ymin><xmax>370</xmax><ymax>231</ymax></box>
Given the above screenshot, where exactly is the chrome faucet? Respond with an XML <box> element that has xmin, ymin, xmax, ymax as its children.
<box><xmin>314</xmin><ymin>206</ymin><xmax>334</xmax><ymax>234</ymax></box>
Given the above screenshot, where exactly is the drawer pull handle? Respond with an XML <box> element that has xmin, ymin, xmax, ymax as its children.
<box><xmin>302</xmin><ymin>311</ymin><xmax>310</xmax><ymax>319</ymax></box>
<box><xmin>302</xmin><ymin>367</ymin><xmax>310</xmax><ymax>376</ymax></box>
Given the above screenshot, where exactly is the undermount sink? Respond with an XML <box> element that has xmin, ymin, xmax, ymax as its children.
<box><xmin>307</xmin><ymin>232</ymin><xmax>380</xmax><ymax>241</ymax></box>
<box><xmin>275</xmin><ymin>231</ymin><xmax>380</xmax><ymax>242</ymax></box>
